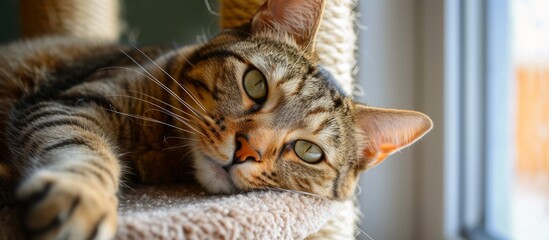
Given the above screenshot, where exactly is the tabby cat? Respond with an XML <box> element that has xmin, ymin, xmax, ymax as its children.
<box><xmin>0</xmin><ymin>0</ymin><xmax>432</xmax><ymax>239</ymax></box>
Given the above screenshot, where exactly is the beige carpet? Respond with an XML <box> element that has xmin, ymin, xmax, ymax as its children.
<box><xmin>0</xmin><ymin>185</ymin><xmax>349</xmax><ymax>239</ymax></box>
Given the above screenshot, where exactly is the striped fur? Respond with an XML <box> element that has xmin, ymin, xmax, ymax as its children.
<box><xmin>0</xmin><ymin>0</ymin><xmax>431</xmax><ymax>239</ymax></box>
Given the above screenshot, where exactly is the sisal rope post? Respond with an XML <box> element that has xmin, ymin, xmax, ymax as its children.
<box><xmin>315</xmin><ymin>0</ymin><xmax>358</xmax><ymax>95</ymax></box>
<box><xmin>220</xmin><ymin>0</ymin><xmax>359</xmax><ymax>239</ymax></box>
<box><xmin>19</xmin><ymin>0</ymin><xmax>121</xmax><ymax>41</ymax></box>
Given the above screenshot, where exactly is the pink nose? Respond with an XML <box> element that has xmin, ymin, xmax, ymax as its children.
<box><xmin>234</xmin><ymin>136</ymin><xmax>261</xmax><ymax>163</ymax></box>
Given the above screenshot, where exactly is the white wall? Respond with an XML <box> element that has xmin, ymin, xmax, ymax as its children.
<box><xmin>357</xmin><ymin>0</ymin><xmax>448</xmax><ymax>239</ymax></box>
<box><xmin>357</xmin><ymin>1</ymin><xmax>419</xmax><ymax>239</ymax></box>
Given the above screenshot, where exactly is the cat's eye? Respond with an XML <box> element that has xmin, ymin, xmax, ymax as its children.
<box><xmin>294</xmin><ymin>140</ymin><xmax>324</xmax><ymax>163</ymax></box>
<box><xmin>243</xmin><ymin>69</ymin><xmax>267</xmax><ymax>103</ymax></box>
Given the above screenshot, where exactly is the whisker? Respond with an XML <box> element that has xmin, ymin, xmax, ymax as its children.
<box><xmin>256</xmin><ymin>18</ymin><xmax>279</xmax><ymax>35</ymax></box>
<box><xmin>96</xmin><ymin>66</ymin><xmax>196</xmax><ymax>121</ymax></box>
<box><xmin>100</xmin><ymin>105</ymin><xmax>198</xmax><ymax>136</ymax></box>
<box><xmin>95</xmin><ymin>67</ymin><xmax>199</xmax><ymax>123</ymax></box>
<box><xmin>96</xmin><ymin>66</ymin><xmax>151</xmax><ymax>80</ymax></box>
<box><xmin>355</xmin><ymin>184</ymin><xmax>363</xmax><ymax>196</ymax></box>
<box><xmin>163</xmin><ymin>136</ymin><xmax>197</xmax><ymax>142</ymax></box>
<box><xmin>203</xmin><ymin>0</ymin><xmax>220</xmax><ymax>16</ymax></box>
<box><xmin>106</xmin><ymin>93</ymin><xmax>204</xmax><ymax>136</ymax></box>
<box><xmin>356</xmin><ymin>226</ymin><xmax>375</xmax><ymax>240</ymax></box>
<box><xmin>119</xmin><ymin>181</ymin><xmax>135</xmax><ymax>192</ymax></box>
<box><xmin>175</xmin><ymin>48</ymin><xmax>197</xmax><ymax>67</ymax></box>
<box><xmin>162</xmin><ymin>142</ymin><xmax>197</xmax><ymax>151</ymax></box>
<box><xmin>125</xmin><ymin>90</ymin><xmax>201</xmax><ymax>122</ymax></box>
<box><xmin>108</xmin><ymin>94</ymin><xmax>192</xmax><ymax>123</ymax></box>
<box><xmin>130</xmin><ymin>45</ymin><xmax>208</xmax><ymax>114</ymax></box>
<box><xmin>143</xmin><ymin>108</ymin><xmax>205</xmax><ymax>137</ymax></box>
<box><xmin>182</xmin><ymin>145</ymin><xmax>203</xmax><ymax>160</ymax></box>
<box><xmin>290</xmin><ymin>34</ymin><xmax>314</xmax><ymax>72</ymax></box>
<box><xmin>118</xmin><ymin>49</ymin><xmax>206</xmax><ymax>120</ymax></box>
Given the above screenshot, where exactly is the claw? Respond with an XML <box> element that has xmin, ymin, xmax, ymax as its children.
<box><xmin>18</xmin><ymin>181</ymin><xmax>53</xmax><ymax>210</ymax></box>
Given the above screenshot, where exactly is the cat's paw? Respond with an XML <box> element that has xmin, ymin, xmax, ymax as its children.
<box><xmin>16</xmin><ymin>170</ymin><xmax>118</xmax><ymax>240</ymax></box>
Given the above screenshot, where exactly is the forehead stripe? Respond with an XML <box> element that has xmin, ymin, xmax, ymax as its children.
<box><xmin>275</xmin><ymin>66</ymin><xmax>317</xmax><ymax>89</ymax></box>
<box><xmin>305</xmin><ymin>107</ymin><xmax>332</xmax><ymax>117</ymax></box>
<box><xmin>275</xmin><ymin>75</ymin><xmax>296</xmax><ymax>88</ymax></box>
<box><xmin>292</xmin><ymin>76</ymin><xmax>308</xmax><ymax>96</ymax></box>
<box><xmin>191</xmin><ymin>49</ymin><xmax>248</xmax><ymax>66</ymax></box>
<box><xmin>312</xmin><ymin>118</ymin><xmax>333</xmax><ymax>135</ymax></box>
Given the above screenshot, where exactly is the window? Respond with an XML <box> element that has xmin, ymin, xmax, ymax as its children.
<box><xmin>370</xmin><ymin>0</ymin><xmax>549</xmax><ymax>239</ymax></box>
<box><xmin>454</xmin><ymin>0</ymin><xmax>549</xmax><ymax>239</ymax></box>
<box><xmin>456</xmin><ymin>0</ymin><xmax>512</xmax><ymax>239</ymax></box>
<box><xmin>511</xmin><ymin>0</ymin><xmax>549</xmax><ymax>239</ymax></box>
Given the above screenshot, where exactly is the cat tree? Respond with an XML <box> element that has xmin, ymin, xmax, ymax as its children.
<box><xmin>1</xmin><ymin>0</ymin><xmax>360</xmax><ymax>239</ymax></box>
<box><xmin>19</xmin><ymin>0</ymin><xmax>120</xmax><ymax>41</ymax></box>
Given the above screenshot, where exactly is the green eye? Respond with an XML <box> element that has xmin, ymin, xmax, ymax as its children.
<box><xmin>243</xmin><ymin>69</ymin><xmax>267</xmax><ymax>102</ymax></box>
<box><xmin>294</xmin><ymin>140</ymin><xmax>324</xmax><ymax>163</ymax></box>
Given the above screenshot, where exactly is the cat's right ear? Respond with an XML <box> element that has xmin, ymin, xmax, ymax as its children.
<box><xmin>353</xmin><ymin>105</ymin><xmax>433</xmax><ymax>171</ymax></box>
<box><xmin>249</xmin><ymin>0</ymin><xmax>325</xmax><ymax>52</ymax></box>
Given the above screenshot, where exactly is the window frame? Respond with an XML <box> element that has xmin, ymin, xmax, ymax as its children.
<box><xmin>454</xmin><ymin>0</ymin><xmax>511</xmax><ymax>239</ymax></box>
<box><xmin>417</xmin><ymin>0</ymin><xmax>511</xmax><ymax>239</ymax></box>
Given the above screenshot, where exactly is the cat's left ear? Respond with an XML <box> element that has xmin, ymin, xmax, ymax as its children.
<box><xmin>354</xmin><ymin>104</ymin><xmax>433</xmax><ymax>170</ymax></box>
<box><xmin>250</xmin><ymin>0</ymin><xmax>325</xmax><ymax>52</ymax></box>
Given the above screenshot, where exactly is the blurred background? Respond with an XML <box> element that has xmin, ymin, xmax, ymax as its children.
<box><xmin>359</xmin><ymin>0</ymin><xmax>548</xmax><ymax>239</ymax></box>
<box><xmin>0</xmin><ymin>0</ymin><xmax>217</xmax><ymax>45</ymax></box>
<box><xmin>1</xmin><ymin>0</ymin><xmax>548</xmax><ymax>239</ymax></box>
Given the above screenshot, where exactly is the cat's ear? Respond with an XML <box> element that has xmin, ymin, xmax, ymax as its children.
<box><xmin>354</xmin><ymin>104</ymin><xmax>433</xmax><ymax>170</ymax></box>
<box><xmin>250</xmin><ymin>0</ymin><xmax>325</xmax><ymax>51</ymax></box>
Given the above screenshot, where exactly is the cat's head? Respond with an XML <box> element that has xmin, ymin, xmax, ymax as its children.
<box><xmin>175</xmin><ymin>0</ymin><xmax>432</xmax><ymax>200</ymax></box>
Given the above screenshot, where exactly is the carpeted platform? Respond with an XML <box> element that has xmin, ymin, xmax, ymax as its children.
<box><xmin>0</xmin><ymin>185</ymin><xmax>354</xmax><ymax>239</ymax></box>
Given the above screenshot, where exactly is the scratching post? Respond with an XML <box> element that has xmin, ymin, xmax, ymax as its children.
<box><xmin>19</xmin><ymin>0</ymin><xmax>121</xmax><ymax>41</ymax></box>
<box><xmin>220</xmin><ymin>0</ymin><xmax>359</xmax><ymax>239</ymax></box>
<box><xmin>314</xmin><ymin>0</ymin><xmax>358</xmax><ymax>95</ymax></box>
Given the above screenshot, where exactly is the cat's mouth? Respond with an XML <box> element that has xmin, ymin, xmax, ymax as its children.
<box><xmin>196</xmin><ymin>155</ymin><xmax>237</xmax><ymax>193</ymax></box>
<box><xmin>206</xmin><ymin>156</ymin><xmax>232</xmax><ymax>177</ymax></box>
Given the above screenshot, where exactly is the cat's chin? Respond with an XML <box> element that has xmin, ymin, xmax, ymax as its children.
<box><xmin>193</xmin><ymin>155</ymin><xmax>235</xmax><ymax>194</ymax></box>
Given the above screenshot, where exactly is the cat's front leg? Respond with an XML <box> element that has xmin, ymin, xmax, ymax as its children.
<box><xmin>17</xmin><ymin>160</ymin><xmax>118</xmax><ymax>240</ymax></box>
<box><xmin>9</xmin><ymin>102</ymin><xmax>121</xmax><ymax>240</ymax></box>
